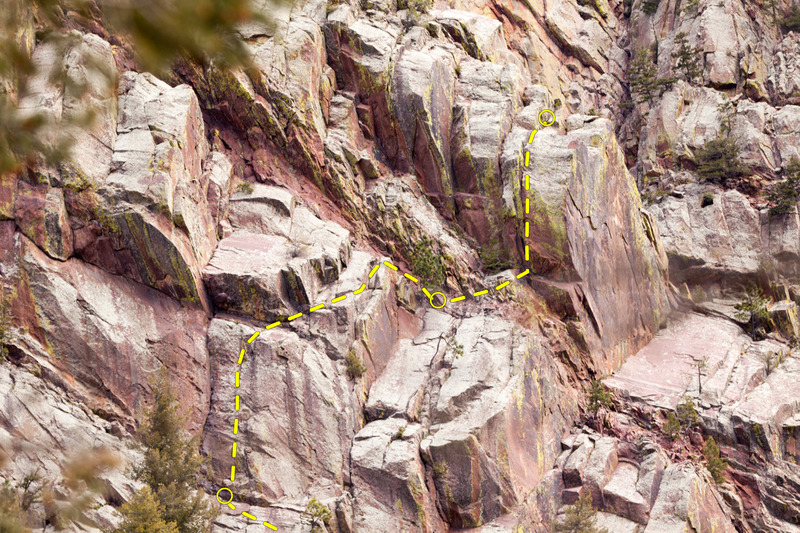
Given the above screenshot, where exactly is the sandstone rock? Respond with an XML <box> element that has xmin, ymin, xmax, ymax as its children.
<box><xmin>582</xmin><ymin>436</ymin><xmax>618</xmax><ymax>506</ymax></box>
<box><xmin>14</xmin><ymin>180</ymin><xmax>73</xmax><ymax>261</ymax></box>
<box><xmin>643</xmin><ymin>463</ymin><xmax>736</xmax><ymax>533</ymax></box>
<box><xmin>773</xmin><ymin>105</ymin><xmax>800</xmax><ymax>166</ymax></box>
<box><xmin>769</xmin><ymin>301</ymin><xmax>800</xmax><ymax>339</ymax></box>
<box><xmin>2</xmin><ymin>231</ymin><xmax>211</xmax><ymax>431</ymax></box>
<box><xmin>562</xmin><ymin>435</ymin><xmax>594</xmax><ymax>488</ymax></box>
<box><xmin>528</xmin><ymin>119</ymin><xmax>669</xmax><ymax>370</ymax></box>
<box><xmin>434</xmin><ymin>10</ymin><xmax>507</xmax><ymax>62</ymax></box>
<box><xmin>603</xmin><ymin>462</ymin><xmax>650</xmax><ymax>525</ymax></box>
<box><xmin>203</xmin><ymin>152</ymin><xmax>233</xmax><ymax>232</ymax></box>
<box><xmin>768</xmin><ymin>33</ymin><xmax>800</xmax><ymax>105</ymax></box>
<box><xmin>202</xmin><ymin>319</ymin><xmax>361</xmax><ymax>503</ymax></box>
<box><xmin>595</xmin><ymin>512</ymin><xmax>642</xmax><ymax>533</ymax></box>
<box><xmin>544</xmin><ymin>1</ymin><xmax>611</xmax><ymax>73</ymax></box>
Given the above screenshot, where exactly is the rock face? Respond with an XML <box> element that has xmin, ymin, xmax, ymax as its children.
<box><xmin>4</xmin><ymin>0</ymin><xmax>800</xmax><ymax>532</ymax></box>
<box><xmin>528</xmin><ymin>118</ymin><xmax>670</xmax><ymax>371</ymax></box>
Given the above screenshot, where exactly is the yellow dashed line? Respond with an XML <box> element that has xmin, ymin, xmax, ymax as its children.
<box><xmin>218</xmin><ymin>129</ymin><xmax>543</xmax><ymax>529</ymax></box>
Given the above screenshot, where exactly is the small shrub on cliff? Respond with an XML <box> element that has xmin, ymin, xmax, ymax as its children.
<box><xmin>235</xmin><ymin>182</ymin><xmax>254</xmax><ymax>195</ymax></box>
<box><xmin>345</xmin><ymin>350</ymin><xmax>367</xmax><ymax>379</ymax></box>
<box><xmin>781</xmin><ymin>6</ymin><xmax>800</xmax><ymax>33</ymax></box>
<box><xmin>0</xmin><ymin>475</ymin><xmax>37</xmax><ymax>533</ymax></box>
<box><xmin>760</xmin><ymin>350</ymin><xmax>785</xmax><ymax>375</ymax></box>
<box><xmin>734</xmin><ymin>285</ymin><xmax>770</xmax><ymax>340</ymax></box>
<box><xmin>768</xmin><ymin>157</ymin><xmax>800</xmax><ymax>216</ymax></box>
<box><xmin>676</xmin><ymin>396</ymin><xmax>699</xmax><ymax>428</ymax></box>
<box><xmin>303</xmin><ymin>498</ymin><xmax>331</xmax><ymax>532</ymax></box>
<box><xmin>410</xmin><ymin>236</ymin><xmax>446</xmax><ymax>287</ymax></box>
<box><xmin>694</xmin><ymin>137</ymin><xmax>751</xmax><ymax>188</ymax></box>
<box><xmin>702</xmin><ymin>437</ymin><xmax>727</xmax><ymax>484</ymax></box>
<box><xmin>112</xmin><ymin>487</ymin><xmax>179</xmax><ymax>533</ymax></box>
<box><xmin>554</xmin><ymin>492</ymin><xmax>608</xmax><ymax>533</ymax></box>
<box><xmin>445</xmin><ymin>337</ymin><xmax>464</xmax><ymax>360</ymax></box>
<box><xmin>587</xmin><ymin>378</ymin><xmax>613</xmax><ymax>414</ymax></box>
<box><xmin>662</xmin><ymin>412</ymin><xmax>681</xmax><ymax>440</ymax></box>
<box><xmin>642</xmin><ymin>0</ymin><xmax>661</xmax><ymax>15</ymax></box>
<box><xmin>121</xmin><ymin>369</ymin><xmax>216</xmax><ymax>533</ymax></box>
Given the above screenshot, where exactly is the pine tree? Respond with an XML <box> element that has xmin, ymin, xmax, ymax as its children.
<box><xmin>663</xmin><ymin>412</ymin><xmax>681</xmax><ymax>440</ymax></box>
<box><xmin>702</xmin><ymin>437</ymin><xmax>727</xmax><ymax>484</ymax></box>
<box><xmin>627</xmin><ymin>47</ymin><xmax>674</xmax><ymax>103</ymax></box>
<box><xmin>734</xmin><ymin>285</ymin><xmax>770</xmax><ymax>340</ymax></box>
<box><xmin>127</xmin><ymin>370</ymin><xmax>216</xmax><ymax>533</ymax></box>
<box><xmin>676</xmin><ymin>396</ymin><xmax>699</xmax><ymax>427</ymax></box>
<box><xmin>554</xmin><ymin>492</ymin><xmax>609</xmax><ymax>533</ymax></box>
<box><xmin>587</xmin><ymin>379</ymin><xmax>613</xmax><ymax>414</ymax></box>
<box><xmin>768</xmin><ymin>157</ymin><xmax>800</xmax><ymax>216</ymax></box>
<box><xmin>671</xmin><ymin>32</ymin><xmax>702</xmax><ymax>83</ymax></box>
<box><xmin>694</xmin><ymin>137</ymin><xmax>750</xmax><ymax>188</ymax></box>
<box><xmin>112</xmin><ymin>487</ymin><xmax>180</xmax><ymax>533</ymax></box>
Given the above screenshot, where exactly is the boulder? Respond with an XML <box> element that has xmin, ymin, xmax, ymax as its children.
<box><xmin>562</xmin><ymin>436</ymin><xmax>594</xmax><ymax>488</ymax></box>
<box><xmin>603</xmin><ymin>462</ymin><xmax>650</xmax><ymax>525</ymax></box>
<box><xmin>643</xmin><ymin>463</ymin><xmax>736</xmax><ymax>533</ymax></box>
<box><xmin>582</xmin><ymin>436</ymin><xmax>618</xmax><ymax>506</ymax></box>
<box><xmin>434</xmin><ymin>10</ymin><xmax>508</xmax><ymax>62</ymax></box>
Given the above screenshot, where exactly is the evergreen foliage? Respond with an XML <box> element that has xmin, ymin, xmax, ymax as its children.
<box><xmin>122</xmin><ymin>370</ymin><xmax>216</xmax><ymax>533</ymax></box>
<box><xmin>694</xmin><ymin>137</ymin><xmax>750</xmax><ymax>188</ymax></box>
<box><xmin>642</xmin><ymin>0</ymin><xmax>661</xmax><ymax>15</ymax></box>
<box><xmin>410</xmin><ymin>236</ymin><xmax>446</xmax><ymax>287</ymax></box>
<box><xmin>782</xmin><ymin>6</ymin><xmax>800</xmax><ymax>33</ymax></box>
<box><xmin>663</xmin><ymin>412</ymin><xmax>681</xmax><ymax>440</ymax></box>
<box><xmin>553</xmin><ymin>492</ymin><xmax>609</xmax><ymax>533</ymax></box>
<box><xmin>303</xmin><ymin>498</ymin><xmax>332</xmax><ymax>532</ymax></box>
<box><xmin>768</xmin><ymin>157</ymin><xmax>800</xmax><ymax>216</ymax></box>
<box><xmin>627</xmin><ymin>47</ymin><xmax>674</xmax><ymax>103</ymax></box>
<box><xmin>112</xmin><ymin>487</ymin><xmax>180</xmax><ymax>533</ymax></box>
<box><xmin>0</xmin><ymin>0</ymin><xmax>283</xmax><ymax>177</ymax></box>
<box><xmin>671</xmin><ymin>32</ymin><xmax>702</xmax><ymax>83</ymax></box>
<box><xmin>587</xmin><ymin>378</ymin><xmax>613</xmax><ymax>414</ymax></box>
<box><xmin>345</xmin><ymin>350</ymin><xmax>367</xmax><ymax>379</ymax></box>
<box><xmin>702</xmin><ymin>437</ymin><xmax>727</xmax><ymax>484</ymax></box>
<box><xmin>734</xmin><ymin>285</ymin><xmax>770</xmax><ymax>340</ymax></box>
<box><xmin>676</xmin><ymin>396</ymin><xmax>699</xmax><ymax>428</ymax></box>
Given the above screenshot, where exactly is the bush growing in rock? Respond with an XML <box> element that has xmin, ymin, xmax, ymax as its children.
<box><xmin>781</xmin><ymin>6</ymin><xmax>800</xmax><ymax>33</ymax></box>
<box><xmin>702</xmin><ymin>437</ymin><xmax>727</xmax><ymax>484</ymax></box>
<box><xmin>767</xmin><ymin>157</ymin><xmax>800</xmax><ymax>216</ymax></box>
<box><xmin>701</xmin><ymin>191</ymin><xmax>714</xmax><ymax>207</ymax></box>
<box><xmin>345</xmin><ymin>350</ymin><xmax>367</xmax><ymax>379</ymax></box>
<box><xmin>303</xmin><ymin>498</ymin><xmax>332</xmax><ymax>532</ymax></box>
<box><xmin>587</xmin><ymin>378</ymin><xmax>613</xmax><ymax>413</ymax></box>
<box><xmin>110</xmin><ymin>487</ymin><xmax>179</xmax><ymax>533</ymax></box>
<box><xmin>672</xmin><ymin>32</ymin><xmax>702</xmax><ymax>83</ymax></box>
<box><xmin>676</xmin><ymin>396</ymin><xmax>700</xmax><ymax>427</ymax></box>
<box><xmin>760</xmin><ymin>350</ymin><xmax>786</xmax><ymax>375</ymax></box>
<box><xmin>627</xmin><ymin>47</ymin><xmax>675</xmax><ymax>103</ymax></box>
<box><xmin>734</xmin><ymin>285</ymin><xmax>771</xmax><ymax>340</ymax></box>
<box><xmin>410</xmin><ymin>236</ymin><xmax>446</xmax><ymax>287</ymax></box>
<box><xmin>663</xmin><ymin>412</ymin><xmax>682</xmax><ymax>440</ymax></box>
<box><xmin>554</xmin><ymin>492</ymin><xmax>608</xmax><ymax>533</ymax></box>
<box><xmin>694</xmin><ymin>137</ymin><xmax>751</xmax><ymax>189</ymax></box>
<box><xmin>642</xmin><ymin>0</ymin><xmax>661</xmax><ymax>15</ymax></box>
<box><xmin>121</xmin><ymin>370</ymin><xmax>216</xmax><ymax>533</ymax></box>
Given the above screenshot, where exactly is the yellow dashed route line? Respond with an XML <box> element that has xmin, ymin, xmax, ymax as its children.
<box><xmin>219</xmin><ymin>118</ymin><xmax>552</xmax><ymax>529</ymax></box>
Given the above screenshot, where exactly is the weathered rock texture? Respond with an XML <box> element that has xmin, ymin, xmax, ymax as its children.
<box><xmin>2</xmin><ymin>0</ymin><xmax>800</xmax><ymax>532</ymax></box>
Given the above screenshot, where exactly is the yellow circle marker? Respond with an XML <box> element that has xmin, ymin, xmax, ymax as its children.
<box><xmin>429</xmin><ymin>292</ymin><xmax>447</xmax><ymax>309</ymax></box>
<box><xmin>216</xmin><ymin>487</ymin><xmax>235</xmax><ymax>510</ymax></box>
<box><xmin>538</xmin><ymin>109</ymin><xmax>555</xmax><ymax>127</ymax></box>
